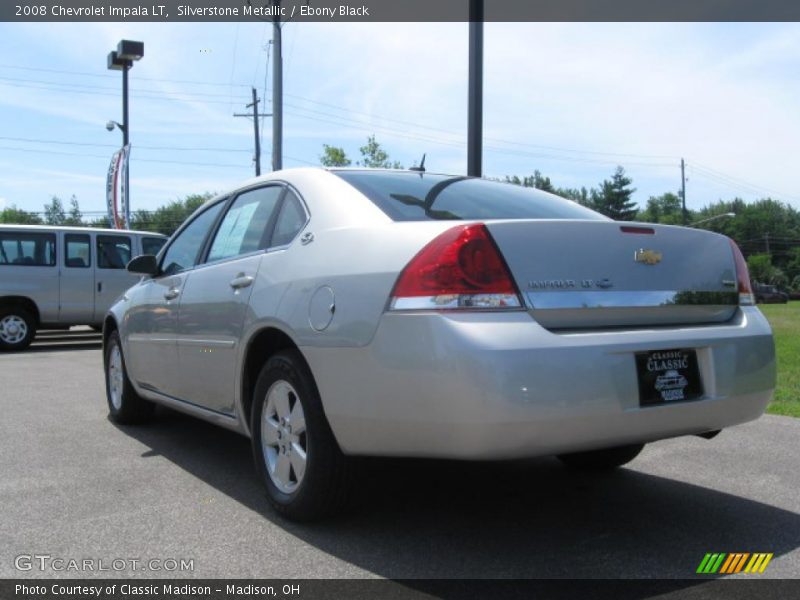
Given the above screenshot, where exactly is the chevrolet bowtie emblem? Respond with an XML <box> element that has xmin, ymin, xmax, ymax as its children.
<box><xmin>634</xmin><ymin>249</ymin><xmax>662</xmax><ymax>265</ymax></box>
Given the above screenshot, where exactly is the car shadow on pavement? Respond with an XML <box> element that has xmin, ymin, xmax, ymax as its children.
<box><xmin>115</xmin><ymin>407</ymin><xmax>800</xmax><ymax>582</ymax></box>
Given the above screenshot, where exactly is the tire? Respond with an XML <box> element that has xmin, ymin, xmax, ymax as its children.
<box><xmin>557</xmin><ymin>443</ymin><xmax>644</xmax><ymax>471</ymax></box>
<box><xmin>251</xmin><ymin>350</ymin><xmax>353</xmax><ymax>521</ymax></box>
<box><xmin>104</xmin><ymin>331</ymin><xmax>154</xmax><ymax>424</ymax></box>
<box><xmin>0</xmin><ymin>306</ymin><xmax>36</xmax><ymax>351</ymax></box>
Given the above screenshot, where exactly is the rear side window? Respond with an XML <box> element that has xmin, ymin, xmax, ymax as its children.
<box><xmin>141</xmin><ymin>236</ymin><xmax>166</xmax><ymax>256</ymax></box>
<box><xmin>0</xmin><ymin>232</ymin><xmax>56</xmax><ymax>266</ymax></box>
<box><xmin>207</xmin><ymin>186</ymin><xmax>282</xmax><ymax>262</ymax></box>
<box><xmin>65</xmin><ymin>234</ymin><xmax>90</xmax><ymax>268</ymax></box>
<box><xmin>271</xmin><ymin>191</ymin><xmax>306</xmax><ymax>247</ymax></box>
<box><xmin>333</xmin><ymin>170</ymin><xmax>606</xmax><ymax>221</ymax></box>
<box><xmin>97</xmin><ymin>235</ymin><xmax>132</xmax><ymax>269</ymax></box>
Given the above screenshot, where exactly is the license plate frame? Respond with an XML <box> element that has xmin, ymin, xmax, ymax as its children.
<box><xmin>636</xmin><ymin>348</ymin><xmax>704</xmax><ymax>406</ymax></box>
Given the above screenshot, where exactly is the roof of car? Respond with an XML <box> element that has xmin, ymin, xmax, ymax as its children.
<box><xmin>0</xmin><ymin>224</ymin><xmax>166</xmax><ymax>237</ymax></box>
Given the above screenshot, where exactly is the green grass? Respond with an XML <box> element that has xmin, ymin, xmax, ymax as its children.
<box><xmin>760</xmin><ymin>302</ymin><xmax>800</xmax><ymax>417</ymax></box>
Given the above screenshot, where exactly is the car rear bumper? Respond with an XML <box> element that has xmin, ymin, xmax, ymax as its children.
<box><xmin>303</xmin><ymin>306</ymin><xmax>775</xmax><ymax>459</ymax></box>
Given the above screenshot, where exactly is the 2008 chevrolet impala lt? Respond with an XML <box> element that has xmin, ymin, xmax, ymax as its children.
<box><xmin>103</xmin><ymin>168</ymin><xmax>775</xmax><ymax>520</ymax></box>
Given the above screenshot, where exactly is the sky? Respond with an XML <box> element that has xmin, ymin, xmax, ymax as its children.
<box><xmin>1</xmin><ymin>21</ymin><xmax>799</xmax><ymax>219</ymax></box>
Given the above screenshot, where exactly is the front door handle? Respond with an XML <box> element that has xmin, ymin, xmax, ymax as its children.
<box><xmin>230</xmin><ymin>274</ymin><xmax>254</xmax><ymax>290</ymax></box>
<box><xmin>164</xmin><ymin>288</ymin><xmax>180</xmax><ymax>301</ymax></box>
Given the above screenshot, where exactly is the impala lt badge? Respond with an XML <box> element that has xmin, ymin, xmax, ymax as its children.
<box><xmin>634</xmin><ymin>249</ymin><xmax>662</xmax><ymax>265</ymax></box>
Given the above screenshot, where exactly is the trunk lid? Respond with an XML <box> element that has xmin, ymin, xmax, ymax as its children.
<box><xmin>485</xmin><ymin>220</ymin><xmax>739</xmax><ymax>329</ymax></box>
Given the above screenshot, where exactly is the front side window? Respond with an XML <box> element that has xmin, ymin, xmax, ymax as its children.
<box><xmin>271</xmin><ymin>191</ymin><xmax>307</xmax><ymax>247</ymax></box>
<box><xmin>97</xmin><ymin>235</ymin><xmax>132</xmax><ymax>269</ymax></box>
<box><xmin>333</xmin><ymin>170</ymin><xmax>607</xmax><ymax>222</ymax></box>
<box><xmin>65</xmin><ymin>234</ymin><xmax>90</xmax><ymax>268</ymax></box>
<box><xmin>0</xmin><ymin>232</ymin><xmax>56</xmax><ymax>266</ymax></box>
<box><xmin>161</xmin><ymin>201</ymin><xmax>225</xmax><ymax>275</ymax></box>
<box><xmin>207</xmin><ymin>186</ymin><xmax>282</xmax><ymax>262</ymax></box>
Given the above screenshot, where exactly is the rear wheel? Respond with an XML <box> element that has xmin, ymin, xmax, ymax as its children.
<box><xmin>0</xmin><ymin>307</ymin><xmax>36</xmax><ymax>351</ymax></box>
<box><xmin>104</xmin><ymin>331</ymin><xmax>154</xmax><ymax>424</ymax></box>
<box><xmin>251</xmin><ymin>350</ymin><xmax>353</xmax><ymax>521</ymax></box>
<box><xmin>557</xmin><ymin>443</ymin><xmax>644</xmax><ymax>471</ymax></box>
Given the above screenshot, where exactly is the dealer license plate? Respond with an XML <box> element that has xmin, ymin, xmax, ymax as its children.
<box><xmin>635</xmin><ymin>348</ymin><xmax>703</xmax><ymax>406</ymax></box>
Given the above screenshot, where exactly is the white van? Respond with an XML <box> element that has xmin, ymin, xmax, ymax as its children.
<box><xmin>0</xmin><ymin>225</ymin><xmax>167</xmax><ymax>350</ymax></box>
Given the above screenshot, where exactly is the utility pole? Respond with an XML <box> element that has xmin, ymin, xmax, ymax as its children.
<box><xmin>467</xmin><ymin>0</ymin><xmax>483</xmax><ymax>177</ymax></box>
<box><xmin>681</xmin><ymin>158</ymin><xmax>687</xmax><ymax>225</ymax></box>
<box><xmin>272</xmin><ymin>2</ymin><xmax>283</xmax><ymax>172</ymax></box>
<box><xmin>765</xmin><ymin>232</ymin><xmax>771</xmax><ymax>255</ymax></box>
<box><xmin>234</xmin><ymin>87</ymin><xmax>270</xmax><ymax>177</ymax></box>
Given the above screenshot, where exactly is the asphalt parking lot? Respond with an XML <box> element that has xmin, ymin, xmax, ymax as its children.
<box><xmin>1</xmin><ymin>330</ymin><xmax>799</xmax><ymax>581</ymax></box>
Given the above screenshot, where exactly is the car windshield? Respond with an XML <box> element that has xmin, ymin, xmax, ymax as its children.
<box><xmin>333</xmin><ymin>170</ymin><xmax>607</xmax><ymax>222</ymax></box>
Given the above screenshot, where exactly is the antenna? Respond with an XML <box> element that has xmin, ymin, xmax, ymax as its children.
<box><xmin>409</xmin><ymin>153</ymin><xmax>426</xmax><ymax>173</ymax></box>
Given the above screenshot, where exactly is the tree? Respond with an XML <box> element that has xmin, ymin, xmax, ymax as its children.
<box><xmin>0</xmin><ymin>205</ymin><xmax>43</xmax><ymax>224</ymax></box>
<box><xmin>747</xmin><ymin>253</ymin><xmax>781</xmax><ymax>285</ymax></box>
<box><xmin>591</xmin><ymin>167</ymin><xmax>638</xmax><ymax>221</ymax></box>
<box><xmin>130</xmin><ymin>193</ymin><xmax>214</xmax><ymax>236</ymax></box>
<box><xmin>557</xmin><ymin>186</ymin><xmax>592</xmax><ymax>207</ymax></box>
<box><xmin>637</xmin><ymin>192</ymin><xmax>684</xmax><ymax>224</ymax></box>
<box><xmin>64</xmin><ymin>195</ymin><xmax>83</xmax><ymax>226</ymax></box>
<box><xmin>358</xmin><ymin>135</ymin><xmax>402</xmax><ymax>169</ymax></box>
<box><xmin>505</xmin><ymin>170</ymin><xmax>555</xmax><ymax>193</ymax></box>
<box><xmin>320</xmin><ymin>145</ymin><xmax>351</xmax><ymax>167</ymax></box>
<box><xmin>43</xmin><ymin>196</ymin><xmax>67</xmax><ymax>225</ymax></box>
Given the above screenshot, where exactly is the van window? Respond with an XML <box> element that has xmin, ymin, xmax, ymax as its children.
<box><xmin>97</xmin><ymin>235</ymin><xmax>132</xmax><ymax>269</ymax></box>
<box><xmin>0</xmin><ymin>232</ymin><xmax>56</xmax><ymax>266</ymax></box>
<box><xmin>207</xmin><ymin>186</ymin><xmax>282</xmax><ymax>262</ymax></box>
<box><xmin>142</xmin><ymin>236</ymin><xmax>166</xmax><ymax>256</ymax></box>
<box><xmin>65</xmin><ymin>234</ymin><xmax>91</xmax><ymax>268</ymax></box>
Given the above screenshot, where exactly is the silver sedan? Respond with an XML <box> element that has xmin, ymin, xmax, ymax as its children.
<box><xmin>103</xmin><ymin>168</ymin><xmax>775</xmax><ymax>520</ymax></box>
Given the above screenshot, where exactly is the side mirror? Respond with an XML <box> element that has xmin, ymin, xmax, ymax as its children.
<box><xmin>127</xmin><ymin>254</ymin><xmax>159</xmax><ymax>276</ymax></box>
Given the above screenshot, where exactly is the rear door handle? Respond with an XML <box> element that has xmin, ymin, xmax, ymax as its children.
<box><xmin>164</xmin><ymin>288</ymin><xmax>180</xmax><ymax>301</ymax></box>
<box><xmin>230</xmin><ymin>274</ymin><xmax>254</xmax><ymax>290</ymax></box>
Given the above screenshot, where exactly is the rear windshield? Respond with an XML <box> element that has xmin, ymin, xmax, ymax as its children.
<box><xmin>333</xmin><ymin>170</ymin><xmax>606</xmax><ymax>222</ymax></box>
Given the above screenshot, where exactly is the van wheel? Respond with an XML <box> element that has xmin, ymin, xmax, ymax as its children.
<box><xmin>557</xmin><ymin>443</ymin><xmax>644</xmax><ymax>470</ymax></box>
<box><xmin>251</xmin><ymin>350</ymin><xmax>353</xmax><ymax>521</ymax></box>
<box><xmin>0</xmin><ymin>307</ymin><xmax>36</xmax><ymax>351</ymax></box>
<box><xmin>104</xmin><ymin>331</ymin><xmax>154</xmax><ymax>424</ymax></box>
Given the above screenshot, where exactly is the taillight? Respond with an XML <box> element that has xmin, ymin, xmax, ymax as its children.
<box><xmin>389</xmin><ymin>223</ymin><xmax>522</xmax><ymax>310</ymax></box>
<box><xmin>729</xmin><ymin>239</ymin><xmax>755</xmax><ymax>306</ymax></box>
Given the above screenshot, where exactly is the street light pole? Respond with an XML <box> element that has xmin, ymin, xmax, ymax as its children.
<box><xmin>107</xmin><ymin>40</ymin><xmax>143</xmax><ymax>229</ymax></box>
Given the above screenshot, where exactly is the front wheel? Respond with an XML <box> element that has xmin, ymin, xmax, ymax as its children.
<box><xmin>251</xmin><ymin>350</ymin><xmax>353</xmax><ymax>521</ymax></box>
<box><xmin>557</xmin><ymin>443</ymin><xmax>644</xmax><ymax>471</ymax></box>
<box><xmin>104</xmin><ymin>331</ymin><xmax>154</xmax><ymax>424</ymax></box>
<box><xmin>0</xmin><ymin>307</ymin><xmax>36</xmax><ymax>351</ymax></box>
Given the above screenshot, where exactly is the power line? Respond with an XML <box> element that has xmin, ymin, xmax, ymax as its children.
<box><xmin>0</xmin><ymin>75</ymin><xmax>244</xmax><ymax>99</ymax></box>
<box><xmin>0</xmin><ymin>80</ymin><xmax>245</xmax><ymax>105</ymax></box>
<box><xmin>0</xmin><ymin>63</ymin><xmax>253</xmax><ymax>88</ymax></box>
<box><xmin>0</xmin><ymin>145</ymin><xmax>250</xmax><ymax>169</ymax></box>
<box><xmin>0</xmin><ymin>135</ymin><xmax>251</xmax><ymax>154</ymax></box>
<box><xmin>689</xmin><ymin>161</ymin><xmax>798</xmax><ymax>202</ymax></box>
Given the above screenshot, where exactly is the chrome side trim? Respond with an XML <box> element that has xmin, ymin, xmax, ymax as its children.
<box><xmin>128</xmin><ymin>335</ymin><xmax>174</xmax><ymax>344</ymax></box>
<box><xmin>526</xmin><ymin>290</ymin><xmax>739</xmax><ymax>310</ymax></box>
<box><xmin>176</xmin><ymin>338</ymin><xmax>236</xmax><ymax>348</ymax></box>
